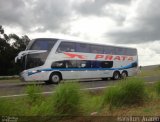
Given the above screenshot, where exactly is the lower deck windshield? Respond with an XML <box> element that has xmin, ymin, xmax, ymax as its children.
<box><xmin>24</xmin><ymin>38</ymin><xmax>57</xmax><ymax>69</ymax></box>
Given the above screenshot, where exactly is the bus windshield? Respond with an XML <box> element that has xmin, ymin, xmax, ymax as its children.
<box><xmin>25</xmin><ymin>38</ymin><xmax>57</xmax><ymax>69</ymax></box>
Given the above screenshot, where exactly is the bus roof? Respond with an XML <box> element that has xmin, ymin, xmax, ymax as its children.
<box><xmin>33</xmin><ymin>38</ymin><xmax>137</xmax><ymax>50</ymax></box>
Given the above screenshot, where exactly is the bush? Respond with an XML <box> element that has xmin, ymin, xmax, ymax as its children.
<box><xmin>121</xmin><ymin>78</ymin><xmax>146</xmax><ymax>105</ymax></box>
<box><xmin>102</xmin><ymin>78</ymin><xmax>146</xmax><ymax>108</ymax></box>
<box><xmin>102</xmin><ymin>86</ymin><xmax>124</xmax><ymax>108</ymax></box>
<box><xmin>27</xmin><ymin>100</ymin><xmax>53</xmax><ymax>116</ymax></box>
<box><xmin>155</xmin><ymin>81</ymin><xmax>160</xmax><ymax>96</ymax></box>
<box><xmin>25</xmin><ymin>84</ymin><xmax>43</xmax><ymax>105</ymax></box>
<box><xmin>52</xmin><ymin>83</ymin><xmax>82</xmax><ymax>116</ymax></box>
<box><xmin>0</xmin><ymin>99</ymin><xmax>13</xmax><ymax>115</ymax></box>
<box><xmin>82</xmin><ymin>94</ymin><xmax>102</xmax><ymax>114</ymax></box>
<box><xmin>0</xmin><ymin>98</ymin><xmax>27</xmax><ymax>115</ymax></box>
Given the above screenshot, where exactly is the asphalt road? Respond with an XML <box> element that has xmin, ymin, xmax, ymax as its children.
<box><xmin>0</xmin><ymin>75</ymin><xmax>160</xmax><ymax>98</ymax></box>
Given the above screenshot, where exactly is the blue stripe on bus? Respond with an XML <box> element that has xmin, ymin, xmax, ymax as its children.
<box><xmin>27</xmin><ymin>61</ymin><xmax>137</xmax><ymax>76</ymax></box>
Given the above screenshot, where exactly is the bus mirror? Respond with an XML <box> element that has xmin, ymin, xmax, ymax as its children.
<box><xmin>15</xmin><ymin>50</ymin><xmax>47</xmax><ymax>63</ymax></box>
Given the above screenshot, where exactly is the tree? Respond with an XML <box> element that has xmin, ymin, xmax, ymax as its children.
<box><xmin>0</xmin><ymin>25</ymin><xmax>4</xmax><ymax>34</ymax></box>
<box><xmin>0</xmin><ymin>25</ymin><xmax>30</xmax><ymax>75</ymax></box>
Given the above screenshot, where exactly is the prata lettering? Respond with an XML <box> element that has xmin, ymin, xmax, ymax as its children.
<box><xmin>95</xmin><ymin>54</ymin><xmax>133</xmax><ymax>61</ymax></box>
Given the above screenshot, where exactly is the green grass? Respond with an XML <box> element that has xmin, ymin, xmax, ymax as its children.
<box><xmin>155</xmin><ymin>81</ymin><xmax>160</xmax><ymax>96</ymax></box>
<box><xmin>0</xmin><ymin>65</ymin><xmax>159</xmax><ymax>120</ymax></box>
<box><xmin>138</xmin><ymin>67</ymin><xmax>160</xmax><ymax>77</ymax></box>
<box><xmin>25</xmin><ymin>84</ymin><xmax>43</xmax><ymax>105</ymax></box>
<box><xmin>0</xmin><ymin>98</ymin><xmax>27</xmax><ymax>115</ymax></box>
<box><xmin>1</xmin><ymin>77</ymin><xmax>160</xmax><ymax>118</ymax></box>
<box><xmin>102</xmin><ymin>78</ymin><xmax>146</xmax><ymax>108</ymax></box>
<box><xmin>52</xmin><ymin>82</ymin><xmax>82</xmax><ymax>116</ymax></box>
<box><xmin>101</xmin><ymin>99</ymin><xmax>160</xmax><ymax>116</ymax></box>
<box><xmin>81</xmin><ymin>93</ymin><xmax>102</xmax><ymax>115</ymax></box>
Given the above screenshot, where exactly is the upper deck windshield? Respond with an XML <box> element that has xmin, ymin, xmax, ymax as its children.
<box><xmin>25</xmin><ymin>38</ymin><xmax>57</xmax><ymax>69</ymax></box>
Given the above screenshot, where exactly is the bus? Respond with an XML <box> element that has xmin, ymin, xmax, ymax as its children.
<box><xmin>15</xmin><ymin>38</ymin><xmax>138</xmax><ymax>84</ymax></box>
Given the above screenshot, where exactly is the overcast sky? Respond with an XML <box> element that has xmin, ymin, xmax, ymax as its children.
<box><xmin>0</xmin><ymin>0</ymin><xmax>160</xmax><ymax>66</ymax></box>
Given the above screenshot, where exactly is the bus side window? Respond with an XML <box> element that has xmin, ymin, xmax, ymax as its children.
<box><xmin>90</xmin><ymin>45</ymin><xmax>103</xmax><ymax>54</ymax></box>
<box><xmin>91</xmin><ymin>61</ymin><xmax>101</xmax><ymax>68</ymax></box>
<box><xmin>51</xmin><ymin>61</ymin><xmax>66</xmax><ymax>68</ymax></box>
<box><xmin>101</xmin><ymin>61</ymin><xmax>113</xmax><ymax>68</ymax></box>
<box><xmin>76</xmin><ymin>43</ymin><xmax>90</xmax><ymax>53</ymax></box>
<box><xmin>66</xmin><ymin>60</ymin><xmax>77</xmax><ymax>68</ymax></box>
<box><xmin>77</xmin><ymin>60</ymin><xmax>91</xmax><ymax>68</ymax></box>
<box><xmin>56</xmin><ymin>42</ymin><xmax>76</xmax><ymax>53</ymax></box>
<box><xmin>125</xmin><ymin>48</ymin><xmax>137</xmax><ymax>56</ymax></box>
<box><xmin>114</xmin><ymin>47</ymin><xmax>124</xmax><ymax>55</ymax></box>
<box><xmin>103</xmin><ymin>46</ymin><xmax>114</xmax><ymax>54</ymax></box>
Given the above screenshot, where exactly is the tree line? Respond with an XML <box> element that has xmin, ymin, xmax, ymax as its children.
<box><xmin>0</xmin><ymin>25</ymin><xmax>30</xmax><ymax>76</ymax></box>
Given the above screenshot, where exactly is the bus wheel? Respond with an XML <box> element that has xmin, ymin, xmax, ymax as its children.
<box><xmin>48</xmin><ymin>73</ymin><xmax>61</xmax><ymax>84</ymax></box>
<box><xmin>112</xmin><ymin>71</ymin><xmax>120</xmax><ymax>80</ymax></box>
<box><xmin>121</xmin><ymin>71</ymin><xmax>128</xmax><ymax>79</ymax></box>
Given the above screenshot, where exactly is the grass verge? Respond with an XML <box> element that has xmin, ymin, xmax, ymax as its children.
<box><xmin>0</xmin><ymin>78</ymin><xmax>160</xmax><ymax>118</ymax></box>
<box><xmin>52</xmin><ymin>82</ymin><xmax>82</xmax><ymax>116</ymax></box>
<box><xmin>102</xmin><ymin>78</ymin><xmax>147</xmax><ymax>108</ymax></box>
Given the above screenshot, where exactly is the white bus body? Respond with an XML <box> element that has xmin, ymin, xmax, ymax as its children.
<box><xmin>15</xmin><ymin>38</ymin><xmax>138</xmax><ymax>84</ymax></box>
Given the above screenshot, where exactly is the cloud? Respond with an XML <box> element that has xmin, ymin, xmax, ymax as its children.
<box><xmin>1</xmin><ymin>0</ymin><xmax>160</xmax><ymax>45</ymax></box>
<box><xmin>0</xmin><ymin>0</ymin><xmax>25</xmax><ymax>26</ymax></box>
<box><xmin>31</xmin><ymin>0</ymin><xmax>72</xmax><ymax>32</ymax></box>
<box><xmin>107</xmin><ymin>0</ymin><xmax>160</xmax><ymax>43</ymax></box>
<box><xmin>137</xmin><ymin>41</ymin><xmax>160</xmax><ymax>65</ymax></box>
<box><xmin>73</xmin><ymin>0</ymin><xmax>131</xmax><ymax>25</ymax></box>
<box><xmin>0</xmin><ymin>0</ymin><xmax>72</xmax><ymax>33</ymax></box>
<box><xmin>73</xmin><ymin>0</ymin><xmax>130</xmax><ymax>16</ymax></box>
<box><xmin>0</xmin><ymin>0</ymin><xmax>131</xmax><ymax>34</ymax></box>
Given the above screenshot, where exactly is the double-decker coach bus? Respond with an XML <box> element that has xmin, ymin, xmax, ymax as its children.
<box><xmin>15</xmin><ymin>38</ymin><xmax>138</xmax><ymax>84</ymax></box>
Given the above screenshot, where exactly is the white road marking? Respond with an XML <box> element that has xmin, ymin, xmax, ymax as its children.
<box><xmin>0</xmin><ymin>94</ymin><xmax>28</xmax><ymax>98</ymax></box>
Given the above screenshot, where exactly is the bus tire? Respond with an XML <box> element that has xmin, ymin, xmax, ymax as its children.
<box><xmin>121</xmin><ymin>71</ymin><xmax>128</xmax><ymax>79</ymax></box>
<box><xmin>112</xmin><ymin>71</ymin><xmax>120</xmax><ymax>80</ymax></box>
<box><xmin>47</xmin><ymin>72</ymin><xmax>62</xmax><ymax>84</ymax></box>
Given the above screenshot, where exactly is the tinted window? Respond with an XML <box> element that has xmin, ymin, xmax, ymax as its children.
<box><xmin>126</xmin><ymin>48</ymin><xmax>137</xmax><ymax>56</ymax></box>
<box><xmin>77</xmin><ymin>60</ymin><xmax>91</xmax><ymax>68</ymax></box>
<box><xmin>104</xmin><ymin>46</ymin><xmax>137</xmax><ymax>56</ymax></box>
<box><xmin>91</xmin><ymin>45</ymin><xmax>103</xmax><ymax>53</ymax></box>
<box><xmin>26</xmin><ymin>39</ymin><xmax>57</xmax><ymax>69</ymax></box>
<box><xmin>52</xmin><ymin>60</ymin><xmax>91</xmax><ymax>68</ymax></box>
<box><xmin>51</xmin><ymin>60</ymin><xmax>115</xmax><ymax>69</ymax></box>
<box><xmin>66</xmin><ymin>60</ymin><xmax>77</xmax><ymax>68</ymax></box>
<box><xmin>26</xmin><ymin>53</ymin><xmax>47</xmax><ymax>69</ymax></box>
<box><xmin>91</xmin><ymin>61</ymin><xmax>101</xmax><ymax>68</ymax></box>
<box><xmin>103</xmin><ymin>46</ymin><xmax>114</xmax><ymax>54</ymax></box>
<box><xmin>76</xmin><ymin>43</ymin><xmax>90</xmax><ymax>53</ymax></box>
<box><xmin>57</xmin><ymin>42</ymin><xmax>76</xmax><ymax>53</ymax></box>
<box><xmin>30</xmin><ymin>39</ymin><xmax>56</xmax><ymax>51</ymax></box>
<box><xmin>114</xmin><ymin>47</ymin><xmax>125</xmax><ymax>55</ymax></box>
<box><xmin>101</xmin><ymin>61</ymin><xmax>113</xmax><ymax>68</ymax></box>
<box><xmin>51</xmin><ymin>61</ymin><xmax>66</xmax><ymax>68</ymax></box>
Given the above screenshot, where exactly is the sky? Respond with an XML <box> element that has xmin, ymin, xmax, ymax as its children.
<box><xmin>0</xmin><ymin>0</ymin><xmax>160</xmax><ymax>66</ymax></box>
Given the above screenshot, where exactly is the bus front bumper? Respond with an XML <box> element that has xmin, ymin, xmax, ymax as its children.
<box><xmin>20</xmin><ymin>70</ymin><xmax>50</xmax><ymax>82</ymax></box>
